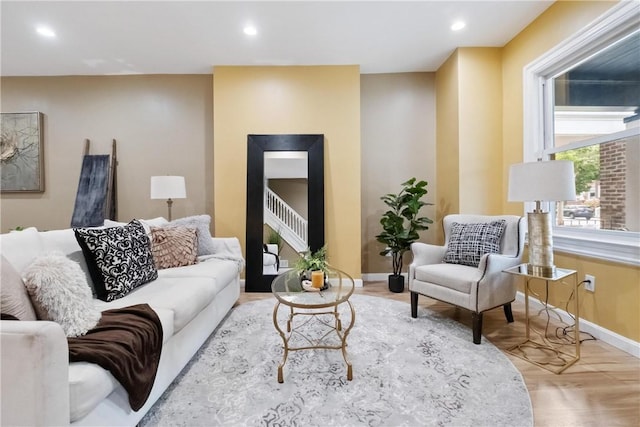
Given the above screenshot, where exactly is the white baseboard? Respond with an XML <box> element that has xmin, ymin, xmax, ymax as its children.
<box><xmin>515</xmin><ymin>291</ymin><xmax>640</xmax><ymax>358</ymax></box>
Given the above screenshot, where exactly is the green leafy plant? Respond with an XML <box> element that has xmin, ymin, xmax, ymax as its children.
<box><xmin>294</xmin><ymin>245</ymin><xmax>328</xmax><ymax>275</ymax></box>
<box><xmin>266</xmin><ymin>226</ymin><xmax>283</xmax><ymax>255</ymax></box>
<box><xmin>376</xmin><ymin>178</ymin><xmax>433</xmax><ymax>276</ymax></box>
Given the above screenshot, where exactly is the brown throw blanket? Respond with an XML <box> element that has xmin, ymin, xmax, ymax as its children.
<box><xmin>68</xmin><ymin>304</ymin><xmax>163</xmax><ymax>411</ymax></box>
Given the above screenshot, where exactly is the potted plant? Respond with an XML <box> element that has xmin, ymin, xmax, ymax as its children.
<box><xmin>294</xmin><ymin>245</ymin><xmax>329</xmax><ymax>290</ymax></box>
<box><xmin>266</xmin><ymin>226</ymin><xmax>283</xmax><ymax>255</ymax></box>
<box><xmin>376</xmin><ymin>178</ymin><xmax>433</xmax><ymax>293</ymax></box>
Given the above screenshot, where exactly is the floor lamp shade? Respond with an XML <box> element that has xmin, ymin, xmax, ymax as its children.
<box><xmin>508</xmin><ymin>160</ymin><xmax>576</xmax><ymax>277</ymax></box>
<box><xmin>151</xmin><ymin>176</ymin><xmax>186</xmax><ymax>221</ymax></box>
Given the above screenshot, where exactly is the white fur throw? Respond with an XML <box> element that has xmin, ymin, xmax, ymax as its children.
<box><xmin>23</xmin><ymin>251</ymin><xmax>101</xmax><ymax>337</ymax></box>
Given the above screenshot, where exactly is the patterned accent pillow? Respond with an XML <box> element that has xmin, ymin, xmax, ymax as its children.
<box><xmin>443</xmin><ymin>220</ymin><xmax>507</xmax><ymax>267</ymax></box>
<box><xmin>169</xmin><ymin>215</ymin><xmax>215</xmax><ymax>256</ymax></box>
<box><xmin>150</xmin><ymin>226</ymin><xmax>198</xmax><ymax>269</ymax></box>
<box><xmin>74</xmin><ymin>220</ymin><xmax>158</xmax><ymax>302</ymax></box>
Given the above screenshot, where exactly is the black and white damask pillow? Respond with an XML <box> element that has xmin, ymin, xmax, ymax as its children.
<box><xmin>443</xmin><ymin>220</ymin><xmax>507</xmax><ymax>267</ymax></box>
<box><xmin>74</xmin><ymin>220</ymin><xmax>157</xmax><ymax>302</ymax></box>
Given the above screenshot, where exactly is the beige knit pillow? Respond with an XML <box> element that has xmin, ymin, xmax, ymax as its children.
<box><xmin>150</xmin><ymin>226</ymin><xmax>198</xmax><ymax>269</ymax></box>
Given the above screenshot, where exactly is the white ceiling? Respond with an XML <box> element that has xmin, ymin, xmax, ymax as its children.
<box><xmin>1</xmin><ymin>1</ymin><xmax>553</xmax><ymax>76</ymax></box>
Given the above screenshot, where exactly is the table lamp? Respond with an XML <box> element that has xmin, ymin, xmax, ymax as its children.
<box><xmin>508</xmin><ymin>160</ymin><xmax>576</xmax><ymax>277</ymax></box>
<box><xmin>150</xmin><ymin>176</ymin><xmax>186</xmax><ymax>221</ymax></box>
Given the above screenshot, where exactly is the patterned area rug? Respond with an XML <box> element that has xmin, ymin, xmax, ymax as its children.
<box><xmin>140</xmin><ymin>294</ymin><xmax>532</xmax><ymax>426</ymax></box>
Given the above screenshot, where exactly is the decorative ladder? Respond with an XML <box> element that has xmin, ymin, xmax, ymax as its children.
<box><xmin>264</xmin><ymin>188</ymin><xmax>307</xmax><ymax>253</ymax></box>
<box><xmin>70</xmin><ymin>139</ymin><xmax>117</xmax><ymax>227</ymax></box>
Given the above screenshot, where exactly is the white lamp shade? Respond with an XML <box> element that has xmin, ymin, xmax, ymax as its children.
<box><xmin>508</xmin><ymin>160</ymin><xmax>576</xmax><ymax>202</ymax></box>
<box><xmin>150</xmin><ymin>176</ymin><xmax>186</xmax><ymax>199</ymax></box>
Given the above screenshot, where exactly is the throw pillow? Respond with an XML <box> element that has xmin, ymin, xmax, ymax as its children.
<box><xmin>150</xmin><ymin>226</ymin><xmax>198</xmax><ymax>269</ymax></box>
<box><xmin>74</xmin><ymin>219</ymin><xmax>158</xmax><ymax>302</ymax></box>
<box><xmin>22</xmin><ymin>252</ymin><xmax>101</xmax><ymax>337</ymax></box>
<box><xmin>0</xmin><ymin>255</ymin><xmax>37</xmax><ymax>321</ymax></box>
<box><xmin>104</xmin><ymin>217</ymin><xmax>168</xmax><ymax>235</ymax></box>
<box><xmin>169</xmin><ymin>214</ymin><xmax>215</xmax><ymax>256</ymax></box>
<box><xmin>443</xmin><ymin>220</ymin><xmax>507</xmax><ymax>267</ymax></box>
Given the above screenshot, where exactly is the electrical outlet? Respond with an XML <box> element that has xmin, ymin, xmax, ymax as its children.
<box><xmin>584</xmin><ymin>274</ymin><xmax>595</xmax><ymax>292</ymax></box>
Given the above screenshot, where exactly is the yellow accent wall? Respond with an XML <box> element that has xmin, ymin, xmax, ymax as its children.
<box><xmin>501</xmin><ymin>0</ymin><xmax>639</xmax><ymax>343</ymax></box>
<box><xmin>436</xmin><ymin>0</ymin><xmax>638</xmax><ymax>342</ymax></box>
<box><xmin>434</xmin><ymin>48</ymin><xmax>502</xmax><ymax>243</ymax></box>
<box><xmin>458</xmin><ymin>48</ymin><xmax>503</xmax><ymax>215</ymax></box>
<box><xmin>213</xmin><ymin>66</ymin><xmax>361</xmax><ymax>279</ymax></box>
<box><xmin>435</xmin><ymin>51</ymin><xmax>459</xmax><ymax>244</ymax></box>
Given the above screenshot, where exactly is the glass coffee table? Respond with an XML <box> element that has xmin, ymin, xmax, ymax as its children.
<box><xmin>271</xmin><ymin>267</ymin><xmax>355</xmax><ymax>383</ymax></box>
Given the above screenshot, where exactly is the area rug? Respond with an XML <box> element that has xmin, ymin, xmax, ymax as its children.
<box><xmin>140</xmin><ymin>294</ymin><xmax>533</xmax><ymax>426</ymax></box>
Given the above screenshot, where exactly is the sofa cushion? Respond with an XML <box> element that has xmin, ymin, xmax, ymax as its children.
<box><xmin>169</xmin><ymin>215</ymin><xmax>216</xmax><ymax>256</ymax></box>
<box><xmin>158</xmin><ymin>258</ymin><xmax>240</xmax><ymax>295</ymax></box>
<box><xmin>67</xmin><ymin>305</ymin><xmax>173</xmax><ymax>422</ymax></box>
<box><xmin>414</xmin><ymin>263</ymin><xmax>483</xmax><ymax>294</ymax></box>
<box><xmin>74</xmin><ymin>220</ymin><xmax>158</xmax><ymax>302</ymax></box>
<box><xmin>23</xmin><ymin>252</ymin><xmax>101</xmax><ymax>337</ymax></box>
<box><xmin>443</xmin><ymin>220</ymin><xmax>507</xmax><ymax>267</ymax></box>
<box><xmin>68</xmin><ymin>362</ymin><xmax>119</xmax><ymax>423</ymax></box>
<box><xmin>0</xmin><ymin>255</ymin><xmax>37</xmax><ymax>320</ymax></box>
<box><xmin>93</xmin><ymin>277</ymin><xmax>217</xmax><ymax>333</ymax></box>
<box><xmin>150</xmin><ymin>226</ymin><xmax>198</xmax><ymax>269</ymax></box>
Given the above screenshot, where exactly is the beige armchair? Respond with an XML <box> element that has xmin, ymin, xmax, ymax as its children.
<box><xmin>408</xmin><ymin>214</ymin><xmax>525</xmax><ymax>344</ymax></box>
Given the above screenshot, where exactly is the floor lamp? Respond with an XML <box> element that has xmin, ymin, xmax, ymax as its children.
<box><xmin>508</xmin><ymin>160</ymin><xmax>576</xmax><ymax>277</ymax></box>
<box><xmin>150</xmin><ymin>176</ymin><xmax>186</xmax><ymax>221</ymax></box>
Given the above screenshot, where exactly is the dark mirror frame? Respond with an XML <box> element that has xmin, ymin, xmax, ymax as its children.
<box><xmin>245</xmin><ymin>134</ymin><xmax>325</xmax><ymax>292</ymax></box>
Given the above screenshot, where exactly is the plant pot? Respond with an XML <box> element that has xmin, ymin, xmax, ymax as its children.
<box><xmin>388</xmin><ymin>274</ymin><xmax>405</xmax><ymax>293</ymax></box>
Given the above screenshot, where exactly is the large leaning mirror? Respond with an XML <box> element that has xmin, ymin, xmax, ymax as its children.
<box><xmin>246</xmin><ymin>134</ymin><xmax>324</xmax><ymax>292</ymax></box>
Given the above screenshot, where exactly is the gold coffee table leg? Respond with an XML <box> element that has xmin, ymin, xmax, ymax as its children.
<box><xmin>273</xmin><ymin>302</ymin><xmax>289</xmax><ymax>383</ymax></box>
<box><xmin>341</xmin><ymin>300</ymin><xmax>355</xmax><ymax>381</ymax></box>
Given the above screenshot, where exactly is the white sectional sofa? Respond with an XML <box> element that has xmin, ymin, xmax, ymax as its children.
<box><xmin>0</xmin><ymin>224</ymin><xmax>243</xmax><ymax>426</ymax></box>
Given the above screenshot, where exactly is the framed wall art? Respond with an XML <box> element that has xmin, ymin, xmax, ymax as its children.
<box><xmin>1</xmin><ymin>112</ymin><xmax>45</xmax><ymax>193</ymax></box>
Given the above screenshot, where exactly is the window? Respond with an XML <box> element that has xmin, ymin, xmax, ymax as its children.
<box><xmin>524</xmin><ymin>1</ymin><xmax>640</xmax><ymax>266</ymax></box>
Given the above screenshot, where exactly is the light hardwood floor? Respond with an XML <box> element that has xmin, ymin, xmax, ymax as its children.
<box><xmin>238</xmin><ymin>281</ymin><xmax>640</xmax><ymax>427</ymax></box>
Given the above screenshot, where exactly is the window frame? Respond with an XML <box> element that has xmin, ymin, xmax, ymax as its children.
<box><xmin>522</xmin><ymin>1</ymin><xmax>640</xmax><ymax>266</ymax></box>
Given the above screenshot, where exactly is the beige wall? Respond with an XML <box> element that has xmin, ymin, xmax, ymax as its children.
<box><xmin>0</xmin><ymin>75</ymin><xmax>213</xmax><ymax>232</ymax></box>
<box><xmin>361</xmin><ymin>73</ymin><xmax>437</xmax><ymax>274</ymax></box>
<box><xmin>213</xmin><ymin>66</ymin><xmax>362</xmax><ymax>279</ymax></box>
<box><xmin>500</xmin><ymin>0</ymin><xmax>639</xmax><ymax>342</ymax></box>
<box><xmin>269</xmin><ymin>179</ymin><xmax>308</xmax><ymax>220</ymax></box>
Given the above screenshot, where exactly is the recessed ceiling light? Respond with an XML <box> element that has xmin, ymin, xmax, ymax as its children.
<box><xmin>243</xmin><ymin>25</ymin><xmax>257</xmax><ymax>36</ymax></box>
<box><xmin>451</xmin><ymin>21</ymin><xmax>466</xmax><ymax>31</ymax></box>
<box><xmin>36</xmin><ymin>26</ymin><xmax>56</xmax><ymax>38</ymax></box>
